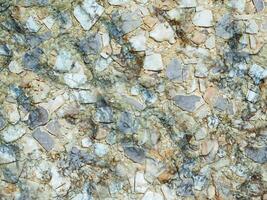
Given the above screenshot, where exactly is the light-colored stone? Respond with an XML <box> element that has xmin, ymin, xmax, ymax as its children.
<box><xmin>245</xmin><ymin>19</ymin><xmax>259</xmax><ymax>34</ymax></box>
<box><xmin>73</xmin><ymin>0</ymin><xmax>104</xmax><ymax>31</ymax></box>
<box><xmin>195</xmin><ymin>63</ymin><xmax>208</xmax><ymax>78</ymax></box>
<box><xmin>54</xmin><ymin>50</ymin><xmax>73</xmax><ymax>72</ymax></box>
<box><xmin>246</xmin><ymin>90</ymin><xmax>258</xmax><ymax>103</ymax></box>
<box><xmin>2</xmin><ymin>123</ymin><xmax>27</xmax><ymax>143</ymax></box>
<box><xmin>150</xmin><ymin>23</ymin><xmax>175</xmax><ymax>44</ymax></box>
<box><xmin>50</xmin><ymin>166</ymin><xmax>71</xmax><ymax>196</ymax></box>
<box><xmin>142</xmin><ymin>190</ymin><xmax>164</xmax><ymax>200</ymax></box>
<box><xmin>0</xmin><ymin>144</ymin><xmax>16</xmax><ymax>164</ymax></box>
<box><xmin>192</xmin><ymin>10</ymin><xmax>213</xmax><ymax>27</ymax></box>
<box><xmin>95</xmin><ymin>55</ymin><xmax>112</xmax><ymax>72</ymax></box>
<box><xmin>8</xmin><ymin>60</ymin><xmax>23</xmax><ymax>74</ymax></box>
<box><xmin>64</xmin><ymin>62</ymin><xmax>87</xmax><ymax>88</ymax></box>
<box><xmin>81</xmin><ymin>138</ymin><xmax>92</xmax><ymax>148</ymax></box>
<box><xmin>205</xmin><ymin>35</ymin><xmax>215</xmax><ymax>49</ymax></box>
<box><xmin>94</xmin><ymin>143</ymin><xmax>109</xmax><ymax>157</ymax></box>
<box><xmin>143</xmin><ymin>52</ymin><xmax>163</xmax><ymax>71</ymax></box>
<box><xmin>4</xmin><ymin>103</ymin><xmax>20</xmax><ymax>124</ymax></box>
<box><xmin>26</xmin><ymin>16</ymin><xmax>40</xmax><ymax>32</ymax></box>
<box><xmin>200</xmin><ymin>140</ymin><xmax>218</xmax><ymax>156</ymax></box>
<box><xmin>180</xmin><ymin>0</ymin><xmax>197</xmax><ymax>8</ymax></box>
<box><xmin>72</xmin><ymin>90</ymin><xmax>97</xmax><ymax>104</ymax></box>
<box><xmin>129</xmin><ymin>33</ymin><xmax>146</xmax><ymax>51</ymax></box>
<box><xmin>135</xmin><ymin>171</ymin><xmax>149</xmax><ymax>193</ymax></box>
<box><xmin>108</xmin><ymin>0</ymin><xmax>129</xmax><ymax>5</ymax></box>
<box><xmin>227</xmin><ymin>0</ymin><xmax>246</xmax><ymax>13</ymax></box>
<box><xmin>42</xmin><ymin>16</ymin><xmax>55</xmax><ymax>29</ymax></box>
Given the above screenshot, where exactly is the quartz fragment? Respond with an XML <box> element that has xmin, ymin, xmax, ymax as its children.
<box><xmin>95</xmin><ymin>106</ymin><xmax>113</xmax><ymax>123</ymax></box>
<box><xmin>64</xmin><ymin>62</ymin><xmax>88</xmax><ymax>88</ymax></box>
<box><xmin>150</xmin><ymin>22</ymin><xmax>175</xmax><ymax>43</ymax></box>
<box><xmin>245</xmin><ymin>20</ymin><xmax>259</xmax><ymax>34</ymax></box>
<box><xmin>166</xmin><ymin>58</ymin><xmax>184</xmax><ymax>81</ymax></box>
<box><xmin>73</xmin><ymin>0</ymin><xmax>104</xmax><ymax>30</ymax></box>
<box><xmin>117</xmin><ymin>12</ymin><xmax>142</xmax><ymax>34</ymax></box>
<box><xmin>192</xmin><ymin>10</ymin><xmax>213</xmax><ymax>27</ymax></box>
<box><xmin>143</xmin><ymin>52</ymin><xmax>163</xmax><ymax>71</ymax></box>
<box><xmin>248</xmin><ymin>64</ymin><xmax>267</xmax><ymax>84</ymax></box>
<box><xmin>173</xmin><ymin>95</ymin><xmax>201</xmax><ymax>112</ymax></box>
<box><xmin>32</xmin><ymin>128</ymin><xmax>54</xmax><ymax>151</ymax></box>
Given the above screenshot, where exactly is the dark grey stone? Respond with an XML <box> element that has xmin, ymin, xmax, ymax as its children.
<box><xmin>123</xmin><ymin>146</ymin><xmax>145</xmax><ymax>163</ymax></box>
<box><xmin>245</xmin><ymin>147</ymin><xmax>267</xmax><ymax>164</ymax></box>
<box><xmin>27</xmin><ymin>106</ymin><xmax>49</xmax><ymax>129</ymax></box>
<box><xmin>173</xmin><ymin>95</ymin><xmax>201</xmax><ymax>112</ymax></box>
<box><xmin>32</xmin><ymin>128</ymin><xmax>54</xmax><ymax>151</ymax></box>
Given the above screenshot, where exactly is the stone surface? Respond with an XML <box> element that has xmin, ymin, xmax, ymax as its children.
<box><xmin>73</xmin><ymin>0</ymin><xmax>104</xmax><ymax>31</ymax></box>
<box><xmin>173</xmin><ymin>95</ymin><xmax>201</xmax><ymax>112</ymax></box>
<box><xmin>32</xmin><ymin>128</ymin><xmax>55</xmax><ymax>151</ymax></box>
<box><xmin>252</xmin><ymin>0</ymin><xmax>265</xmax><ymax>12</ymax></box>
<box><xmin>245</xmin><ymin>147</ymin><xmax>267</xmax><ymax>164</ymax></box>
<box><xmin>143</xmin><ymin>52</ymin><xmax>163</xmax><ymax>71</ymax></box>
<box><xmin>150</xmin><ymin>23</ymin><xmax>175</xmax><ymax>43</ymax></box>
<box><xmin>123</xmin><ymin>146</ymin><xmax>145</xmax><ymax>163</ymax></box>
<box><xmin>129</xmin><ymin>33</ymin><xmax>146</xmax><ymax>51</ymax></box>
<box><xmin>2</xmin><ymin>124</ymin><xmax>27</xmax><ymax>143</ymax></box>
<box><xmin>54</xmin><ymin>50</ymin><xmax>73</xmax><ymax>72</ymax></box>
<box><xmin>180</xmin><ymin>0</ymin><xmax>197</xmax><ymax>8</ymax></box>
<box><xmin>192</xmin><ymin>10</ymin><xmax>213</xmax><ymax>27</ymax></box>
<box><xmin>27</xmin><ymin>106</ymin><xmax>49</xmax><ymax>129</ymax></box>
<box><xmin>0</xmin><ymin>144</ymin><xmax>16</xmax><ymax>164</ymax></box>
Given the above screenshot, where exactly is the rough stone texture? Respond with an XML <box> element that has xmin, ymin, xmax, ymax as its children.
<box><xmin>0</xmin><ymin>0</ymin><xmax>267</xmax><ymax>199</ymax></box>
<box><xmin>32</xmin><ymin>128</ymin><xmax>55</xmax><ymax>151</ymax></box>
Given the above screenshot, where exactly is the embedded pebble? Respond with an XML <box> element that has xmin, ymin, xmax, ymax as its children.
<box><xmin>32</xmin><ymin>128</ymin><xmax>55</xmax><ymax>151</ymax></box>
<box><xmin>150</xmin><ymin>22</ymin><xmax>175</xmax><ymax>43</ymax></box>
<box><xmin>2</xmin><ymin>124</ymin><xmax>27</xmax><ymax>143</ymax></box>
<box><xmin>143</xmin><ymin>52</ymin><xmax>163</xmax><ymax>71</ymax></box>
<box><xmin>192</xmin><ymin>10</ymin><xmax>213</xmax><ymax>27</ymax></box>
<box><xmin>173</xmin><ymin>95</ymin><xmax>201</xmax><ymax>112</ymax></box>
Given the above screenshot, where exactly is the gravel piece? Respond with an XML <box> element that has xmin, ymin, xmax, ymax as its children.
<box><xmin>32</xmin><ymin>128</ymin><xmax>54</xmax><ymax>151</ymax></box>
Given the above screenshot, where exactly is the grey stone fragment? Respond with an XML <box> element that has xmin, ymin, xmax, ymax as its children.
<box><xmin>123</xmin><ymin>146</ymin><xmax>145</xmax><ymax>163</ymax></box>
<box><xmin>193</xmin><ymin>175</ymin><xmax>207</xmax><ymax>191</ymax></box>
<box><xmin>252</xmin><ymin>0</ymin><xmax>265</xmax><ymax>12</ymax></box>
<box><xmin>113</xmin><ymin>12</ymin><xmax>142</xmax><ymax>34</ymax></box>
<box><xmin>173</xmin><ymin>95</ymin><xmax>201</xmax><ymax>112</ymax></box>
<box><xmin>95</xmin><ymin>107</ymin><xmax>113</xmax><ymax>123</ymax></box>
<box><xmin>245</xmin><ymin>147</ymin><xmax>267</xmax><ymax>164</ymax></box>
<box><xmin>32</xmin><ymin>128</ymin><xmax>54</xmax><ymax>151</ymax></box>
<box><xmin>177</xmin><ymin>179</ymin><xmax>194</xmax><ymax>197</ymax></box>
<box><xmin>27</xmin><ymin>106</ymin><xmax>49</xmax><ymax>129</ymax></box>
<box><xmin>248</xmin><ymin>64</ymin><xmax>267</xmax><ymax>84</ymax></box>
<box><xmin>0</xmin><ymin>114</ymin><xmax>6</xmax><ymax>130</ymax></box>
<box><xmin>23</xmin><ymin>47</ymin><xmax>43</xmax><ymax>70</ymax></box>
<box><xmin>0</xmin><ymin>44</ymin><xmax>12</xmax><ymax>56</ymax></box>
<box><xmin>166</xmin><ymin>58</ymin><xmax>183</xmax><ymax>81</ymax></box>
<box><xmin>213</xmin><ymin>97</ymin><xmax>233</xmax><ymax>114</ymax></box>
<box><xmin>0</xmin><ymin>144</ymin><xmax>16</xmax><ymax>164</ymax></box>
<box><xmin>118</xmin><ymin>112</ymin><xmax>137</xmax><ymax>134</ymax></box>
<box><xmin>46</xmin><ymin>120</ymin><xmax>61</xmax><ymax>136</ymax></box>
<box><xmin>77</xmin><ymin>33</ymin><xmax>102</xmax><ymax>55</ymax></box>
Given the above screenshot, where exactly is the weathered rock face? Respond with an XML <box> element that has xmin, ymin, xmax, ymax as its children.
<box><xmin>0</xmin><ymin>0</ymin><xmax>266</xmax><ymax>199</ymax></box>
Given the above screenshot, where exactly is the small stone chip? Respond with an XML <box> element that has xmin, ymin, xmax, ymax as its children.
<box><xmin>173</xmin><ymin>95</ymin><xmax>201</xmax><ymax>112</ymax></box>
<box><xmin>252</xmin><ymin>0</ymin><xmax>265</xmax><ymax>12</ymax></box>
<box><xmin>32</xmin><ymin>128</ymin><xmax>54</xmax><ymax>151</ymax></box>
<box><xmin>245</xmin><ymin>147</ymin><xmax>267</xmax><ymax>164</ymax></box>
<box><xmin>123</xmin><ymin>146</ymin><xmax>145</xmax><ymax>163</ymax></box>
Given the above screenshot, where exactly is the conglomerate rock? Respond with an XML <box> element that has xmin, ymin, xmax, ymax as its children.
<box><xmin>0</xmin><ymin>0</ymin><xmax>266</xmax><ymax>199</ymax></box>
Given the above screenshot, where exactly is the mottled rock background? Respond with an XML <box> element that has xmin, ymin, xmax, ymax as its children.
<box><xmin>0</xmin><ymin>0</ymin><xmax>267</xmax><ymax>199</ymax></box>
